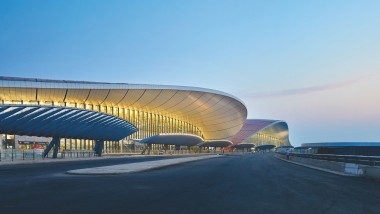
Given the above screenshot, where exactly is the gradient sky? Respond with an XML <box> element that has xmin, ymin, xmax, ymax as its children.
<box><xmin>1</xmin><ymin>0</ymin><xmax>379</xmax><ymax>146</ymax></box>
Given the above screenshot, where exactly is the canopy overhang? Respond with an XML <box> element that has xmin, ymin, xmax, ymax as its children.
<box><xmin>0</xmin><ymin>105</ymin><xmax>138</xmax><ymax>141</ymax></box>
<box><xmin>197</xmin><ymin>140</ymin><xmax>232</xmax><ymax>147</ymax></box>
<box><xmin>232</xmin><ymin>143</ymin><xmax>255</xmax><ymax>149</ymax></box>
<box><xmin>140</xmin><ymin>133</ymin><xmax>204</xmax><ymax>146</ymax></box>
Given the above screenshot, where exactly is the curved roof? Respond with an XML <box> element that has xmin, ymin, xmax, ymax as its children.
<box><xmin>0</xmin><ymin>105</ymin><xmax>137</xmax><ymax>141</ymax></box>
<box><xmin>230</xmin><ymin>119</ymin><xmax>290</xmax><ymax>146</ymax></box>
<box><xmin>0</xmin><ymin>77</ymin><xmax>247</xmax><ymax>140</ymax></box>
<box><xmin>255</xmin><ymin>145</ymin><xmax>276</xmax><ymax>150</ymax></box>
<box><xmin>197</xmin><ymin>140</ymin><xmax>232</xmax><ymax>147</ymax></box>
<box><xmin>140</xmin><ymin>133</ymin><xmax>203</xmax><ymax>146</ymax></box>
<box><xmin>232</xmin><ymin>143</ymin><xmax>255</xmax><ymax>149</ymax></box>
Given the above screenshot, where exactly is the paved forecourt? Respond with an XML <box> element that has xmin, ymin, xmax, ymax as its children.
<box><xmin>67</xmin><ymin>155</ymin><xmax>221</xmax><ymax>175</ymax></box>
<box><xmin>1</xmin><ymin>153</ymin><xmax>380</xmax><ymax>214</ymax></box>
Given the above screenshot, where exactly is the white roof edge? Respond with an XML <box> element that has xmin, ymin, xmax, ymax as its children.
<box><xmin>0</xmin><ymin>76</ymin><xmax>246</xmax><ymax>107</ymax></box>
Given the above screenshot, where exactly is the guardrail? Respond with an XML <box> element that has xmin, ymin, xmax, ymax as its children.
<box><xmin>142</xmin><ymin>149</ymin><xmax>228</xmax><ymax>155</ymax></box>
<box><xmin>277</xmin><ymin>152</ymin><xmax>380</xmax><ymax>167</ymax></box>
<box><xmin>0</xmin><ymin>149</ymin><xmax>44</xmax><ymax>161</ymax></box>
<box><xmin>0</xmin><ymin>149</ymin><xmax>95</xmax><ymax>161</ymax></box>
<box><xmin>60</xmin><ymin>150</ymin><xmax>95</xmax><ymax>158</ymax></box>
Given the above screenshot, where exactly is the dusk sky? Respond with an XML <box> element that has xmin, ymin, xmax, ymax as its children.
<box><xmin>1</xmin><ymin>0</ymin><xmax>379</xmax><ymax>146</ymax></box>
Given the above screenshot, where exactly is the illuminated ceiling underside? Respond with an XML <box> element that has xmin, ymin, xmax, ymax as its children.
<box><xmin>230</xmin><ymin>119</ymin><xmax>291</xmax><ymax>146</ymax></box>
<box><xmin>0</xmin><ymin>105</ymin><xmax>137</xmax><ymax>141</ymax></box>
<box><xmin>0</xmin><ymin>77</ymin><xmax>247</xmax><ymax>140</ymax></box>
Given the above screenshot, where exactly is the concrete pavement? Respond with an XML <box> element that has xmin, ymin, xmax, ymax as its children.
<box><xmin>67</xmin><ymin>155</ymin><xmax>221</xmax><ymax>175</ymax></box>
<box><xmin>1</xmin><ymin>153</ymin><xmax>379</xmax><ymax>214</ymax></box>
<box><xmin>0</xmin><ymin>152</ymin><xmax>215</xmax><ymax>166</ymax></box>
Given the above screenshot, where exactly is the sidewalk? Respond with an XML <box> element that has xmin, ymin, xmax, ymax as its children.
<box><xmin>67</xmin><ymin>155</ymin><xmax>222</xmax><ymax>175</ymax></box>
<box><xmin>0</xmin><ymin>155</ymin><xmax>141</xmax><ymax>166</ymax></box>
<box><xmin>0</xmin><ymin>153</ymin><xmax>220</xmax><ymax>166</ymax></box>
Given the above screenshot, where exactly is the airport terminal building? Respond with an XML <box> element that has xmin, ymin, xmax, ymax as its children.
<box><xmin>230</xmin><ymin>119</ymin><xmax>291</xmax><ymax>151</ymax></box>
<box><xmin>0</xmin><ymin>77</ymin><xmax>290</xmax><ymax>156</ymax></box>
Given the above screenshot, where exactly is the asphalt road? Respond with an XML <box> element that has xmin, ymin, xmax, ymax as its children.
<box><xmin>0</xmin><ymin>153</ymin><xmax>379</xmax><ymax>214</ymax></box>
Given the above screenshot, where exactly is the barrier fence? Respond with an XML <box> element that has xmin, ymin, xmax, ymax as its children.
<box><xmin>278</xmin><ymin>152</ymin><xmax>380</xmax><ymax>167</ymax></box>
<box><xmin>0</xmin><ymin>148</ymin><xmax>243</xmax><ymax>162</ymax></box>
<box><xmin>0</xmin><ymin>149</ymin><xmax>95</xmax><ymax>162</ymax></box>
<box><xmin>0</xmin><ymin>149</ymin><xmax>44</xmax><ymax>161</ymax></box>
<box><xmin>60</xmin><ymin>150</ymin><xmax>95</xmax><ymax>158</ymax></box>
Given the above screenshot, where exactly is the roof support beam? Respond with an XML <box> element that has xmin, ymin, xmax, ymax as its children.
<box><xmin>44</xmin><ymin>137</ymin><xmax>61</xmax><ymax>159</ymax></box>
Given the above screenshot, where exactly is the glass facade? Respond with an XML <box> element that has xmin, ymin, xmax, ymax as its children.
<box><xmin>0</xmin><ymin>100</ymin><xmax>203</xmax><ymax>152</ymax></box>
<box><xmin>242</xmin><ymin>132</ymin><xmax>286</xmax><ymax>148</ymax></box>
<box><xmin>231</xmin><ymin>119</ymin><xmax>291</xmax><ymax>148</ymax></box>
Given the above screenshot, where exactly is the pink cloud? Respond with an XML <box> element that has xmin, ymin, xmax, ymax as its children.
<box><xmin>241</xmin><ymin>76</ymin><xmax>369</xmax><ymax>99</ymax></box>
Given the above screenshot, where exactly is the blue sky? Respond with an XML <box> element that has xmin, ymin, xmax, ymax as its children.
<box><xmin>1</xmin><ymin>0</ymin><xmax>379</xmax><ymax>146</ymax></box>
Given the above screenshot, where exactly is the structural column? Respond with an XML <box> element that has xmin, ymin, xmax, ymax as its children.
<box><xmin>94</xmin><ymin>140</ymin><xmax>104</xmax><ymax>157</ymax></box>
<box><xmin>44</xmin><ymin>137</ymin><xmax>61</xmax><ymax>159</ymax></box>
<box><xmin>147</xmin><ymin>144</ymin><xmax>152</xmax><ymax>155</ymax></box>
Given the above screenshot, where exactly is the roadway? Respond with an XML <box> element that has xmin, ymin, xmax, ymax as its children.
<box><xmin>0</xmin><ymin>153</ymin><xmax>379</xmax><ymax>214</ymax></box>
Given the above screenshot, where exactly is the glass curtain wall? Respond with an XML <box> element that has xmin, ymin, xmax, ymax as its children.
<box><xmin>0</xmin><ymin>100</ymin><xmax>203</xmax><ymax>152</ymax></box>
<box><xmin>243</xmin><ymin>133</ymin><xmax>284</xmax><ymax>147</ymax></box>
